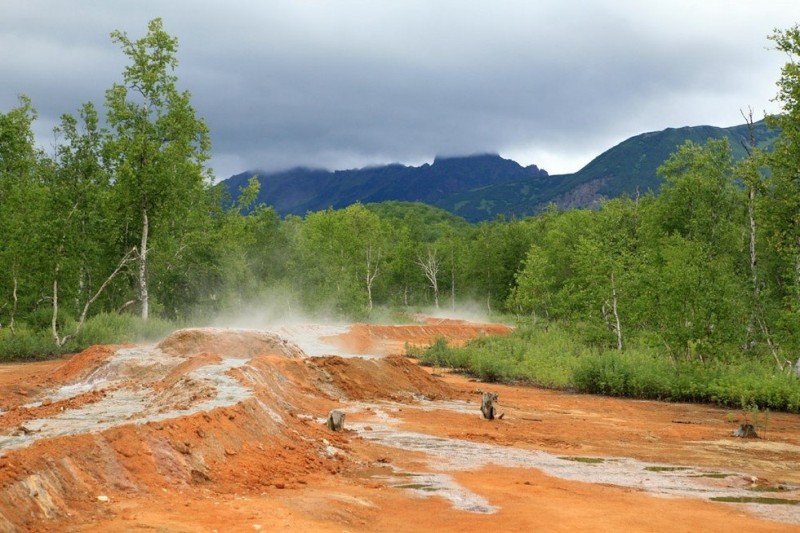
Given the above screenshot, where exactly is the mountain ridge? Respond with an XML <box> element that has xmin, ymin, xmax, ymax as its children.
<box><xmin>221</xmin><ymin>120</ymin><xmax>778</xmax><ymax>222</ymax></box>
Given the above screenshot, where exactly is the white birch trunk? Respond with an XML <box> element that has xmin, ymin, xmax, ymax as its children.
<box><xmin>139</xmin><ymin>208</ymin><xmax>149</xmax><ymax>320</ymax></box>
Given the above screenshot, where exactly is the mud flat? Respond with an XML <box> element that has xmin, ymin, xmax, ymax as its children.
<box><xmin>1</xmin><ymin>318</ymin><xmax>799</xmax><ymax>532</ymax></box>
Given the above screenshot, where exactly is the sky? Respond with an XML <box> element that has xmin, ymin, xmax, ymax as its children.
<box><xmin>2</xmin><ymin>1</ymin><xmax>800</xmax><ymax>180</ymax></box>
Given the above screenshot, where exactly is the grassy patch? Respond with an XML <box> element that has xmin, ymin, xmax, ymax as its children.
<box><xmin>415</xmin><ymin>320</ymin><xmax>800</xmax><ymax>413</ymax></box>
<box><xmin>690</xmin><ymin>472</ymin><xmax>734</xmax><ymax>479</ymax></box>
<box><xmin>747</xmin><ymin>485</ymin><xmax>794</xmax><ymax>493</ymax></box>
<box><xmin>395</xmin><ymin>483</ymin><xmax>439</xmax><ymax>491</ymax></box>
<box><xmin>559</xmin><ymin>456</ymin><xmax>605</xmax><ymax>464</ymax></box>
<box><xmin>710</xmin><ymin>496</ymin><xmax>798</xmax><ymax>505</ymax></box>
<box><xmin>0</xmin><ymin>313</ymin><xmax>180</xmax><ymax>362</ymax></box>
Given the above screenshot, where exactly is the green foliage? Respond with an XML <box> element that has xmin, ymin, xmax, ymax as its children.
<box><xmin>105</xmin><ymin>18</ymin><xmax>212</xmax><ymax>320</ymax></box>
<box><xmin>0</xmin><ymin>325</ymin><xmax>66</xmax><ymax>361</ymax></box>
<box><xmin>76</xmin><ymin>312</ymin><xmax>176</xmax><ymax>345</ymax></box>
<box><xmin>419</xmin><ymin>321</ymin><xmax>800</xmax><ymax>412</ymax></box>
<box><xmin>419</xmin><ymin>321</ymin><xmax>587</xmax><ymax>388</ymax></box>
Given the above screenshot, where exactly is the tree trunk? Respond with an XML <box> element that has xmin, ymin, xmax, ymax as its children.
<box><xmin>51</xmin><ymin>276</ymin><xmax>60</xmax><ymax>346</ymax></box>
<box><xmin>139</xmin><ymin>207</ymin><xmax>149</xmax><ymax>320</ymax></box>
<box><xmin>749</xmin><ymin>187</ymin><xmax>760</xmax><ymax>303</ymax></box>
<box><xmin>365</xmin><ymin>245</ymin><xmax>379</xmax><ymax>312</ymax></box>
<box><xmin>611</xmin><ymin>272</ymin><xmax>622</xmax><ymax>350</ymax></box>
<box><xmin>417</xmin><ymin>250</ymin><xmax>440</xmax><ymax>309</ymax></box>
<box><xmin>601</xmin><ymin>272</ymin><xmax>623</xmax><ymax>350</ymax></box>
<box><xmin>745</xmin><ymin>185</ymin><xmax>760</xmax><ymax>344</ymax></box>
<box><xmin>796</xmin><ymin>235</ymin><xmax>800</xmax><ymax>310</ymax></box>
<box><xmin>10</xmin><ymin>275</ymin><xmax>17</xmax><ymax>336</ymax></box>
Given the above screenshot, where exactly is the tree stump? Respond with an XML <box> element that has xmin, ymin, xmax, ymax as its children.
<box><xmin>327</xmin><ymin>410</ymin><xmax>346</xmax><ymax>431</ymax></box>
<box><xmin>732</xmin><ymin>423</ymin><xmax>758</xmax><ymax>438</ymax></box>
<box><xmin>480</xmin><ymin>392</ymin><xmax>498</xmax><ymax>420</ymax></box>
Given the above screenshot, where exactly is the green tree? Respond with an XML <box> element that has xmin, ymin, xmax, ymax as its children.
<box><xmin>507</xmin><ymin>244</ymin><xmax>555</xmax><ymax>321</ymax></box>
<box><xmin>0</xmin><ymin>97</ymin><xmax>47</xmax><ymax>333</ymax></box>
<box><xmin>47</xmin><ymin>103</ymin><xmax>138</xmax><ymax>345</ymax></box>
<box><xmin>104</xmin><ymin>18</ymin><xmax>211</xmax><ymax>320</ymax></box>
<box><xmin>639</xmin><ymin>140</ymin><xmax>747</xmax><ymax>359</ymax></box>
<box><xmin>293</xmin><ymin>204</ymin><xmax>389</xmax><ymax>315</ymax></box>
<box><xmin>764</xmin><ymin>25</ymin><xmax>800</xmax><ymax>354</ymax></box>
<box><xmin>572</xmin><ymin>198</ymin><xmax>645</xmax><ymax>350</ymax></box>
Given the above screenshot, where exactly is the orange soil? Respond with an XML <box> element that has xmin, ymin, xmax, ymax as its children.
<box><xmin>0</xmin><ymin>320</ymin><xmax>798</xmax><ymax>532</ymax></box>
<box><xmin>324</xmin><ymin>319</ymin><xmax>512</xmax><ymax>356</ymax></box>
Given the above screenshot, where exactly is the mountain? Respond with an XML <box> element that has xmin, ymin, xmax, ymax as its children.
<box><xmin>221</xmin><ymin>120</ymin><xmax>778</xmax><ymax>222</ymax></box>
<box><xmin>221</xmin><ymin>154</ymin><xmax>547</xmax><ymax>218</ymax></box>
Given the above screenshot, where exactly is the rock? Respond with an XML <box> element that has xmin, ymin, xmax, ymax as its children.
<box><xmin>732</xmin><ymin>423</ymin><xmax>758</xmax><ymax>438</ymax></box>
<box><xmin>327</xmin><ymin>410</ymin><xmax>346</xmax><ymax>431</ymax></box>
<box><xmin>96</xmin><ymin>495</ymin><xmax>109</xmax><ymax>503</ymax></box>
<box><xmin>480</xmin><ymin>391</ymin><xmax>498</xmax><ymax>420</ymax></box>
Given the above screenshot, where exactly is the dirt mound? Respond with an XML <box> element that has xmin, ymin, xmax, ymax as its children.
<box><xmin>0</xmin><ymin>326</ymin><xmax>462</xmax><ymax>531</ymax></box>
<box><xmin>157</xmin><ymin>327</ymin><xmax>306</xmax><ymax>358</ymax></box>
<box><xmin>0</xmin><ymin>346</ymin><xmax>117</xmax><ymax>413</ymax></box>
<box><xmin>325</xmin><ymin>322</ymin><xmax>513</xmax><ymax>356</ymax></box>
<box><xmin>0</xmin><ymin>397</ymin><xmax>344</xmax><ymax>532</ymax></box>
<box><xmin>306</xmin><ymin>355</ymin><xmax>455</xmax><ymax>402</ymax></box>
<box><xmin>45</xmin><ymin>345</ymin><xmax>119</xmax><ymax>385</ymax></box>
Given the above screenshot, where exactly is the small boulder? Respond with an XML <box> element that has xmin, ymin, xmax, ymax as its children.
<box><xmin>732</xmin><ymin>423</ymin><xmax>758</xmax><ymax>438</ymax></box>
<box><xmin>327</xmin><ymin>410</ymin><xmax>346</xmax><ymax>431</ymax></box>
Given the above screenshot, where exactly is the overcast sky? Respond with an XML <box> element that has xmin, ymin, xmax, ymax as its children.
<box><xmin>3</xmin><ymin>1</ymin><xmax>799</xmax><ymax>180</ymax></box>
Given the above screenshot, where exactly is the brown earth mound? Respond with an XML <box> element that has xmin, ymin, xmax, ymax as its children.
<box><xmin>157</xmin><ymin>327</ymin><xmax>305</xmax><ymax>358</ymax></box>
<box><xmin>325</xmin><ymin>320</ymin><xmax>512</xmax><ymax>355</ymax></box>
<box><xmin>0</xmin><ymin>333</ymin><xmax>460</xmax><ymax>532</ymax></box>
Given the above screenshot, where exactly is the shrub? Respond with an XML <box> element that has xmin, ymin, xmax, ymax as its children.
<box><xmin>419</xmin><ymin>319</ymin><xmax>800</xmax><ymax>413</ymax></box>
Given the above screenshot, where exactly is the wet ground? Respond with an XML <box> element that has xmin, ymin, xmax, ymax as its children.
<box><xmin>0</xmin><ymin>318</ymin><xmax>798</xmax><ymax>532</ymax></box>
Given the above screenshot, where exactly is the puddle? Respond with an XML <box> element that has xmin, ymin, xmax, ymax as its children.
<box><xmin>352</xmin><ymin>404</ymin><xmax>800</xmax><ymax>524</ymax></box>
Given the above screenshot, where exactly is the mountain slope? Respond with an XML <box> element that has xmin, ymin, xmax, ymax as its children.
<box><xmin>223</xmin><ymin>154</ymin><xmax>547</xmax><ymax>217</ymax></box>
<box><xmin>221</xmin><ymin>120</ymin><xmax>778</xmax><ymax>222</ymax></box>
<box><xmin>437</xmin><ymin>120</ymin><xmax>778</xmax><ymax>220</ymax></box>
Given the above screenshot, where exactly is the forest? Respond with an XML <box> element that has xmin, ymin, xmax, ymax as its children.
<box><xmin>1</xmin><ymin>20</ymin><xmax>799</xmax><ymax>411</ymax></box>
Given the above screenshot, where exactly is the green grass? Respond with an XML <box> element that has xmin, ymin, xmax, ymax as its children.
<box><xmin>0</xmin><ymin>324</ymin><xmax>65</xmax><ymax>361</ymax></box>
<box><xmin>415</xmin><ymin>320</ymin><xmax>800</xmax><ymax>413</ymax></box>
<box><xmin>416</xmin><ymin>321</ymin><xmax>588</xmax><ymax>387</ymax></box>
<box><xmin>75</xmin><ymin>312</ymin><xmax>179</xmax><ymax>345</ymax></box>
<box><xmin>0</xmin><ymin>313</ymin><xmax>179</xmax><ymax>362</ymax></box>
<box><xmin>559</xmin><ymin>456</ymin><xmax>606</xmax><ymax>464</ymax></box>
<box><xmin>710</xmin><ymin>496</ymin><xmax>798</xmax><ymax>505</ymax></box>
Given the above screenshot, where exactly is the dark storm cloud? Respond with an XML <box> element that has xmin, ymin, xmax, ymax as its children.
<box><xmin>2</xmin><ymin>1</ymin><xmax>799</xmax><ymax>179</ymax></box>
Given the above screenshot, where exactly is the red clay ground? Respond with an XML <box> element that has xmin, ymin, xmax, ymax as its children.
<box><xmin>0</xmin><ymin>318</ymin><xmax>798</xmax><ymax>532</ymax></box>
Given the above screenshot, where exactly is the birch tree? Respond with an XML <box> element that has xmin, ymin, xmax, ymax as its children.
<box><xmin>105</xmin><ymin>18</ymin><xmax>211</xmax><ymax>320</ymax></box>
<box><xmin>0</xmin><ymin>97</ymin><xmax>46</xmax><ymax>334</ymax></box>
<box><xmin>417</xmin><ymin>247</ymin><xmax>441</xmax><ymax>309</ymax></box>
